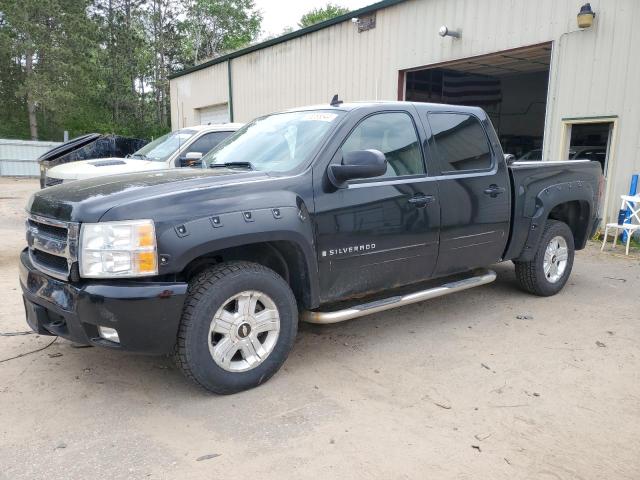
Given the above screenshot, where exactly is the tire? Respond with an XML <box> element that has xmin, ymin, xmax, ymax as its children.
<box><xmin>174</xmin><ymin>261</ymin><xmax>298</xmax><ymax>394</ymax></box>
<box><xmin>514</xmin><ymin>220</ymin><xmax>575</xmax><ymax>297</ymax></box>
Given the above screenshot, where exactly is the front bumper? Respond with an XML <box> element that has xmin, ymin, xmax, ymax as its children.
<box><xmin>19</xmin><ymin>249</ymin><xmax>188</xmax><ymax>355</ymax></box>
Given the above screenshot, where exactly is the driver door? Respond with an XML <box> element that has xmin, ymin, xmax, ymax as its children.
<box><xmin>312</xmin><ymin>107</ymin><xmax>441</xmax><ymax>303</ymax></box>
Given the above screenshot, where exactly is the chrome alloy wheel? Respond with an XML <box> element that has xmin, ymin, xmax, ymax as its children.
<box><xmin>543</xmin><ymin>235</ymin><xmax>569</xmax><ymax>283</ymax></box>
<box><xmin>208</xmin><ymin>290</ymin><xmax>280</xmax><ymax>372</ymax></box>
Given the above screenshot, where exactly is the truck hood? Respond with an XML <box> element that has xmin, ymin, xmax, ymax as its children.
<box><xmin>46</xmin><ymin>157</ymin><xmax>167</xmax><ymax>181</ymax></box>
<box><xmin>28</xmin><ymin>168</ymin><xmax>271</xmax><ymax>222</ymax></box>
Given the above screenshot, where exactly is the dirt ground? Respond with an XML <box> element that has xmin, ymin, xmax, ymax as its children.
<box><xmin>0</xmin><ymin>177</ymin><xmax>639</xmax><ymax>480</ymax></box>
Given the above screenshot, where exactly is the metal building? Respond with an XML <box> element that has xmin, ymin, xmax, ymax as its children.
<box><xmin>0</xmin><ymin>139</ymin><xmax>61</xmax><ymax>176</ymax></box>
<box><xmin>169</xmin><ymin>0</ymin><xmax>640</xmax><ymax>223</ymax></box>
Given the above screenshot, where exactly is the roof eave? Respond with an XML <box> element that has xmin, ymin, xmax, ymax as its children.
<box><xmin>168</xmin><ymin>0</ymin><xmax>407</xmax><ymax>80</ymax></box>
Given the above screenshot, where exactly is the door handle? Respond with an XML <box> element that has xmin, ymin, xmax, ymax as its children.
<box><xmin>408</xmin><ymin>194</ymin><xmax>435</xmax><ymax>208</ymax></box>
<box><xmin>483</xmin><ymin>185</ymin><xmax>506</xmax><ymax>198</ymax></box>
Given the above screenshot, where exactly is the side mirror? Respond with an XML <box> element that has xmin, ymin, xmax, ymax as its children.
<box><xmin>180</xmin><ymin>151</ymin><xmax>203</xmax><ymax>167</ymax></box>
<box><xmin>504</xmin><ymin>153</ymin><xmax>516</xmax><ymax>165</ymax></box>
<box><xmin>328</xmin><ymin>149</ymin><xmax>387</xmax><ymax>188</ymax></box>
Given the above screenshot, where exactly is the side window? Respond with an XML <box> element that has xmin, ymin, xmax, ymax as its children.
<box><xmin>428</xmin><ymin>113</ymin><xmax>492</xmax><ymax>172</ymax></box>
<box><xmin>186</xmin><ymin>131</ymin><xmax>232</xmax><ymax>155</ymax></box>
<box><xmin>342</xmin><ymin>112</ymin><xmax>425</xmax><ymax>178</ymax></box>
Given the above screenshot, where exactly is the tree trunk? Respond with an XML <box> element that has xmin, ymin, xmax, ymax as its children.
<box><xmin>158</xmin><ymin>1</ymin><xmax>166</xmax><ymax>128</ymax></box>
<box><xmin>108</xmin><ymin>0</ymin><xmax>117</xmax><ymax>124</ymax></box>
<box><xmin>153</xmin><ymin>0</ymin><xmax>161</xmax><ymax>126</ymax></box>
<box><xmin>25</xmin><ymin>51</ymin><xmax>38</xmax><ymax>140</ymax></box>
<box><xmin>139</xmin><ymin>76</ymin><xmax>145</xmax><ymax>125</ymax></box>
<box><xmin>126</xmin><ymin>0</ymin><xmax>136</xmax><ymax>97</ymax></box>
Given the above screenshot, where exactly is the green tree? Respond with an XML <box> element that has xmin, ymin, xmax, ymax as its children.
<box><xmin>0</xmin><ymin>0</ymin><xmax>97</xmax><ymax>140</ymax></box>
<box><xmin>298</xmin><ymin>3</ymin><xmax>349</xmax><ymax>28</ymax></box>
<box><xmin>90</xmin><ymin>0</ymin><xmax>148</xmax><ymax>135</ymax></box>
<box><xmin>140</xmin><ymin>0</ymin><xmax>185</xmax><ymax>132</ymax></box>
<box><xmin>0</xmin><ymin>0</ymin><xmax>263</xmax><ymax>141</ymax></box>
<box><xmin>182</xmin><ymin>0</ymin><xmax>261</xmax><ymax>65</ymax></box>
<box><xmin>0</xmin><ymin>9</ymin><xmax>26</xmax><ymax>139</ymax></box>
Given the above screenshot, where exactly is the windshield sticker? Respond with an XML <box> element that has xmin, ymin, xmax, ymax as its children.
<box><xmin>301</xmin><ymin>112</ymin><xmax>338</xmax><ymax>122</ymax></box>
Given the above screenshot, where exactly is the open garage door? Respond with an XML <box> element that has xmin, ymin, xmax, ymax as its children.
<box><xmin>402</xmin><ymin>43</ymin><xmax>552</xmax><ymax>159</ymax></box>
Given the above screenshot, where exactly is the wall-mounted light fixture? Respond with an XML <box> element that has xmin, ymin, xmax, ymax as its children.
<box><xmin>438</xmin><ymin>25</ymin><xmax>460</xmax><ymax>39</ymax></box>
<box><xmin>352</xmin><ymin>14</ymin><xmax>376</xmax><ymax>32</ymax></box>
<box><xmin>577</xmin><ymin>3</ymin><xmax>595</xmax><ymax>28</ymax></box>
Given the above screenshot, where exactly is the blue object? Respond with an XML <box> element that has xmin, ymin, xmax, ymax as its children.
<box><xmin>618</xmin><ymin>209</ymin><xmax>627</xmax><ymax>225</ymax></box>
<box><xmin>622</xmin><ymin>174</ymin><xmax>638</xmax><ymax>242</ymax></box>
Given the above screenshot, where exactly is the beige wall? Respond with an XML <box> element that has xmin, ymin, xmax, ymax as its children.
<box><xmin>544</xmin><ymin>0</ymin><xmax>640</xmax><ymax>222</ymax></box>
<box><xmin>170</xmin><ymin>62</ymin><xmax>228</xmax><ymax>129</ymax></box>
<box><xmin>170</xmin><ymin>0</ymin><xmax>640</xmax><ymax>222</ymax></box>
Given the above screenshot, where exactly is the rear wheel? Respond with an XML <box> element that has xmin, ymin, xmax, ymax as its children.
<box><xmin>514</xmin><ymin>220</ymin><xmax>575</xmax><ymax>296</ymax></box>
<box><xmin>174</xmin><ymin>262</ymin><xmax>298</xmax><ymax>394</ymax></box>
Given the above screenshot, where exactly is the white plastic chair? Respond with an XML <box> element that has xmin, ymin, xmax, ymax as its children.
<box><xmin>601</xmin><ymin>195</ymin><xmax>640</xmax><ymax>255</ymax></box>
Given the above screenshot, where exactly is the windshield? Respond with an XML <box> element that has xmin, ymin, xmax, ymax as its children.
<box><xmin>132</xmin><ymin>129</ymin><xmax>197</xmax><ymax>162</ymax></box>
<box><xmin>201</xmin><ymin>110</ymin><xmax>343</xmax><ymax>172</ymax></box>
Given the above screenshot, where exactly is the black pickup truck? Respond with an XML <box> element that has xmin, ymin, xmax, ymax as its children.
<box><xmin>20</xmin><ymin>101</ymin><xmax>603</xmax><ymax>393</ymax></box>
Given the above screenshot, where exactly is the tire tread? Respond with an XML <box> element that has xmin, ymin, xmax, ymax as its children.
<box><xmin>514</xmin><ymin>220</ymin><xmax>574</xmax><ymax>297</ymax></box>
<box><xmin>174</xmin><ymin>261</ymin><xmax>295</xmax><ymax>394</ymax></box>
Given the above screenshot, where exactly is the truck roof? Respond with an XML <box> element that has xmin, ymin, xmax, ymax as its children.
<box><xmin>179</xmin><ymin>123</ymin><xmax>244</xmax><ymax>132</ymax></box>
<box><xmin>282</xmin><ymin>101</ymin><xmax>486</xmax><ymax>115</ymax></box>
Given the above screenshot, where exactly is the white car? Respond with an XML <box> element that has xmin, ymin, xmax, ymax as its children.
<box><xmin>44</xmin><ymin>123</ymin><xmax>242</xmax><ymax>186</ymax></box>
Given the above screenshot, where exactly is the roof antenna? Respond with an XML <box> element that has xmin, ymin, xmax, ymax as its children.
<box><xmin>330</xmin><ymin>94</ymin><xmax>343</xmax><ymax>107</ymax></box>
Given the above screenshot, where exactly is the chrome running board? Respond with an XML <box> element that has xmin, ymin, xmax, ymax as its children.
<box><xmin>301</xmin><ymin>269</ymin><xmax>496</xmax><ymax>324</ymax></box>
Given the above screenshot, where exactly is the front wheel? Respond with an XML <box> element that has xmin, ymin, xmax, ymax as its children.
<box><xmin>514</xmin><ymin>220</ymin><xmax>575</xmax><ymax>296</ymax></box>
<box><xmin>174</xmin><ymin>262</ymin><xmax>298</xmax><ymax>394</ymax></box>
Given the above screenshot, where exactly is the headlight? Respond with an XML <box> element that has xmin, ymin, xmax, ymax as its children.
<box><xmin>79</xmin><ymin>220</ymin><xmax>158</xmax><ymax>278</ymax></box>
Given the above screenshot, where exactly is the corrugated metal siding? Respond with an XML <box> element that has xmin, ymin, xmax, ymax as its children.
<box><xmin>546</xmin><ymin>0</ymin><xmax>640</xmax><ymax>222</ymax></box>
<box><xmin>170</xmin><ymin>61</ymin><xmax>229</xmax><ymax>129</ymax></box>
<box><xmin>229</xmin><ymin>0</ymin><xmax>574</xmax><ymax>119</ymax></box>
<box><xmin>171</xmin><ymin>0</ymin><xmax>640</xmax><ymax>222</ymax></box>
<box><xmin>0</xmin><ymin>139</ymin><xmax>61</xmax><ymax>176</ymax></box>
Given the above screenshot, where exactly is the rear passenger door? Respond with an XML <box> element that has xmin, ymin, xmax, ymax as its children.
<box><xmin>425</xmin><ymin>111</ymin><xmax>511</xmax><ymax>276</ymax></box>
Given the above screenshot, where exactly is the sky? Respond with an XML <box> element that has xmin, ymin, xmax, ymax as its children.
<box><xmin>254</xmin><ymin>0</ymin><xmax>373</xmax><ymax>39</ymax></box>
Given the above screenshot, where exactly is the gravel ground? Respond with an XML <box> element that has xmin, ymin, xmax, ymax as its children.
<box><xmin>1</xmin><ymin>177</ymin><xmax>639</xmax><ymax>480</ymax></box>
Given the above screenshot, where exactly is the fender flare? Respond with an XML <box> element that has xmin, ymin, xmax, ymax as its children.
<box><xmin>514</xmin><ymin>181</ymin><xmax>595</xmax><ymax>261</ymax></box>
<box><xmin>155</xmin><ymin>205</ymin><xmax>321</xmax><ymax>307</ymax></box>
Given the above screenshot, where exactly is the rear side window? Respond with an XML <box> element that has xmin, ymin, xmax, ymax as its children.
<box><xmin>428</xmin><ymin>113</ymin><xmax>492</xmax><ymax>172</ymax></box>
<box><xmin>186</xmin><ymin>131</ymin><xmax>233</xmax><ymax>155</ymax></box>
<box><xmin>342</xmin><ymin>112</ymin><xmax>425</xmax><ymax>178</ymax></box>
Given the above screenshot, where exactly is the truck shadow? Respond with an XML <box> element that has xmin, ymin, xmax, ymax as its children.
<box><xmin>290</xmin><ymin>262</ymin><xmax>534</xmax><ymax>366</ymax></box>
<box><xmin>30</xmin><ymin>262</ymin><xmax>537</xmax><ymax>399</ymax></box>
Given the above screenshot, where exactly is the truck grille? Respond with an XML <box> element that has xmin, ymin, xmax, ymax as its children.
<box><xmin>26</xmin><ymin>215</ymin><xmax>79</xmax><ymax>281</ymax></box>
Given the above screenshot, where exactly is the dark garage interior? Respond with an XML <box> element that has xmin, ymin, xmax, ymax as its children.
<box><xmin>568</xmin><ymin>122</ymin><xmax>611</xmax><ymax>174</ymax></box>
<box><xmin>404</xmin><ymin>44</ymin><xmax>552</xmax><ymax>159</ymax></box>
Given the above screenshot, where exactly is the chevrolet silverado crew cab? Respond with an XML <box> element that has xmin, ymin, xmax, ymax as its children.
<box><xmin>21</xmin><ymin>101</ymin><xmax>603</xmax><ymax>394</ymax></box>
<box><xmin>43</xmin><ymin>123</ymin><xmax>242</xmax><ymax>186</ymax></box>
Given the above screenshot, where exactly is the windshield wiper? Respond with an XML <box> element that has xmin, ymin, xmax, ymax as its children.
<box><xmin>128</xmin><ymin>153</ymin><xmax>148</xmax><ymax>160</ymax></box>
<box><xmin>209</xmin><ymin>161</ymin><xmax>254</xmax><ymax>170</ymax></box>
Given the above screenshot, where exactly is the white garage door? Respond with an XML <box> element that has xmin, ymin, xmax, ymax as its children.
<box><xmin>198</xmin><ymin>104</ymin><xmax>229</xmax><ymax>125</ymax></box>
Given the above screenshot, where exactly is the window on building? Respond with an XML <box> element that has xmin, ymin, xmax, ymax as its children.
<box><xmin>341</xmin><ymin>112</ymin><xmax>424</xmax><ymax>178</ymax></box>
<box><xmin>428</xmin><ymin>113</ymin><xmax>492</xmax><ymax>172</ymax></box>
